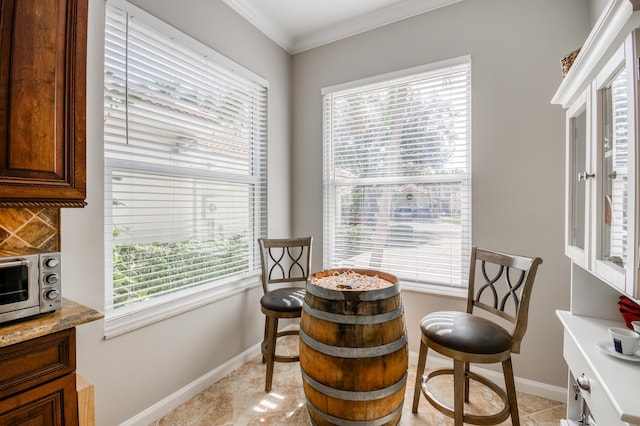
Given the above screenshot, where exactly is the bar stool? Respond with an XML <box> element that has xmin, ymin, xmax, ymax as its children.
<box><xmin>412</xmin><ymin>246</ymin><xmax>542</xmax><ymax>425</ymax></box>
<box><xmin>258</xmin><ymin>237</ymin><xmax>312</xmax><ymax>392</ymax></box>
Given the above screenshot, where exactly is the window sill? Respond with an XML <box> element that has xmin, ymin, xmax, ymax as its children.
<box><xmin>104</xmin><ymin>274</ymin><xmax>261</xmax><ymax>339</ymax></box>
<box><xmin>399</xmin><ymin>280</ymin><xmax>468</xmax><ymax>299</ymax></box>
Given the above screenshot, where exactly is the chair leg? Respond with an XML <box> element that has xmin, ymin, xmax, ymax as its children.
<box><xmin>453</xmin><ymin>359</ymin><xmax>465</xmax><ymax>426</ymax></box>
<box><xmin>264</xmin><ymin>315</ymin><xmax>278</xmax><ymax>392</ymax></box>
<box><xmin>503</xmin><ymin>357</ymin><xmax>520</xmax><ymax>426</ymax></box>
<box><xmin>464</xmin><ymin>361</ymin><xmax>470</xmax><ymax>403</ymax></box>
<box><xmin>262</xmin><ymin>319</ymin><xmax>268</xmax><ymax>364</ymax></box>
<box><xmin>412</xmin><ymin>338</ymin><xmax>428</xmax><ymax>413</ymax></box>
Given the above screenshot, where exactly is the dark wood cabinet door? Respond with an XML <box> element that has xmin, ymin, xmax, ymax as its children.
<box><xmin>0</xmin><ymin>373</ymin><xmax>79</xmax><ymax>426</ymax></box>
<box><xmin>0</xmin><ymin>328</ymin><xmax>76</xmax><ymax>400</ymax></box>
<box><xmin>0</xmin><ymin>0</ymin><xmax>87</xmax><ymax>207</ymax></box>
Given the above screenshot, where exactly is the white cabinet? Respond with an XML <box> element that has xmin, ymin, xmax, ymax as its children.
<box><xmin>553</xmin><ymin>1</ymin><xmax>640</xmax><ymax>425</ymax></box>
<box><xmin>558</xmin><ymin>310</ymin><xmax>640</xmax><ymax>426</ymax></box>
<box><xmin>555</xmin><ymin>4</ymin><xmax>640</xmax><ymax>300</ymax></box>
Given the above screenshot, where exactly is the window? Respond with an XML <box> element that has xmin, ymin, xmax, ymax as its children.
<box><xmin>322</xmin><ymin>57</ymin><xmax>471</xmax><ymax>290</ymax></box>
<box><xmin>103</xmin><ymin>0</ymin><xmax>267</xmax><ymax>335</ymax></box>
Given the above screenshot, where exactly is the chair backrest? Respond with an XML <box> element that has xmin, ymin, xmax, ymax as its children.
<box><xmin>258</xmin><ymin>237</ymin><xmax>313</xmax><ymax>294</ymax></box>
<box><xmin>466</xmin><ymin>246</ymin><xmax>543</xmax><ymax>353</ymax></box>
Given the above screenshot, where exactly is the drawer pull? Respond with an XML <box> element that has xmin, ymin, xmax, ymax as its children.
<box><xmin>577</xmin><ymin>374</ymin><xmax>591</xmax><ymax>392</ymax></box>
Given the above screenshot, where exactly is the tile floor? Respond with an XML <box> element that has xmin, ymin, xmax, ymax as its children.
<box><xmin>152</xmin><ymin>337</ymin><xmax>566</xmax><ymax>425</ymax></box>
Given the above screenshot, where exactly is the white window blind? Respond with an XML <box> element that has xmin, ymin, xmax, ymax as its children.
<box><xmin>322</xmin><ymin>57</ymin><xmax>471</xmax><ymax>288</ymax></box>
<box><xmin>103</xmin><ymin>0</ymin><xmax>267</xmax><ymax>319</ymax></box>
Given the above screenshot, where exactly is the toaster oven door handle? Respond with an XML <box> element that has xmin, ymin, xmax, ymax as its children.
<box><xmin>0</xmin><ymin>259</ymin><xmax>29</xmax><ymax>268</ymax></box>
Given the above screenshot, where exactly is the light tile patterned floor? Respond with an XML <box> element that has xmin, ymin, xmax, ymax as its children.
<box><xmin>152</xmin><ymin>338</ymin><xmax>566</xmax><ymax>425</ymax></box>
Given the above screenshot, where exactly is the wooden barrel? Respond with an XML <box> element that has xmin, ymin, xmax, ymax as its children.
<box><xmin>299</xmin><ymin>268</ymin><xmax>408</xmax><ymax>426</ymax></box>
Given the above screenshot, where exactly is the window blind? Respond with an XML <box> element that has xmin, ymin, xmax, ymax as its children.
<box><xmin>322</xmin><ymin>58</ymin><xmax>471</xmax><ymax>287</ymax></box>
<box><xmin>104</xmin><ymin>1</ymin><xmax>267</xmax><ymax>315</ymax></box>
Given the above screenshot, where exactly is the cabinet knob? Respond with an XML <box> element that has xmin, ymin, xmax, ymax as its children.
<box><xmin>578</xmin><ymin>172</ymin><xmax>595</xmax><ymax>181</ymax></box>
<box><xmin>576</xmin><ymin>373</ymin><xmax>591</xmax><ymax>392</ymax></box>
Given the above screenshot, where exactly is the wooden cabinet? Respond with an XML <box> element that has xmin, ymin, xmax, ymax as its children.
<box><xmin>0</xmin><ymin>0</ymin><xmax>87</xmax><ymax>207</ymax></box>
<box><xmin>552</xmin><ymin>1</ymin><xmax>640</xmax><ymax>425</ymax></box>
<box><xmin>0</xmin><ymin>328</ymin><xmax>78</xmax><ymax>425</ymax></box>
<box><xmin>0</xmin><ymin>374</ymin><xmax>78</xmax><ymax>426</ymax></box>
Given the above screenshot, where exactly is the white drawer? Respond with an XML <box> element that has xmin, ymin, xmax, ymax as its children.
<box><xmin>563</xmin><ymin>331</ymin><xmax>624</xmax><ymax>425</ymax></box>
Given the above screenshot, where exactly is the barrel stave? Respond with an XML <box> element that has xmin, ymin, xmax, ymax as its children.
<box><xmin>303</xmin><ymin>380</ymin><xmax>406</xmax><ymax>424</ymax></box>
<box><xmin>300</xmin><ymin>314</ymin><xmax>406</xmax><ymax>347</ymax></box>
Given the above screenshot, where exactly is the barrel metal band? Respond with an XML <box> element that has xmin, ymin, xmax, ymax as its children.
<box><xmin>301</xmin><ymin>370</ymin><xmax>407</xmax><ymax>401</ymax></box>
<box><xmin>299</xmin><ymin>330</ymin><xmax>407</xmax><ymax>358</ymax></box>
<box><xmin>305</xmin><ymin>281</ymin><xmax>400</xmax><ymax>301</ymax></box>
<box><xmin>306</xmin><ymin>399</ymin><xmax>404</xmax><ymax>426</ymax></box>
<box><xmin>302</xmin><ymin>304</ymin><xmax>404</xmax><ymax>325</ymax></box>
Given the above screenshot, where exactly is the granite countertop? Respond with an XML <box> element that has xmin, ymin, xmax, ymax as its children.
<box><xmin>0</xmin><ymin>298</ymin><xmax>103</xmax><ymax>348</ymax></box>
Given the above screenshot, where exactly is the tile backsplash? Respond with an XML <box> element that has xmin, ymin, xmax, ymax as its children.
<box><xmin>0</xmin><ymin>208</ymin><xmax>59</xmax><ymax>251</ymax></box>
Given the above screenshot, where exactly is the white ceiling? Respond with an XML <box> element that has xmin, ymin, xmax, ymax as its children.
<box><xmin>221</xmin><ymin>0</ymin><xmax>464</xmax><ymax>54</ymax></box>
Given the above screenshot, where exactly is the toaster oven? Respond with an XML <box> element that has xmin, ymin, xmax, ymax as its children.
<box><xmin>0</xmin><ymin>249</ymin><xmax>62</xmax><ymax>324</ymax></box>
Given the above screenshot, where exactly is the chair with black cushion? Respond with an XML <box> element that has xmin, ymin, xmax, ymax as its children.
<box><xmin>412</xmin><ymin>246</ymin><xmax>542</xmax><ymax>425</ymax></box>
<box><xmin>258</xmin><ymin>237</ymin><xmax>312</xmax><ymax>392</ymax></box>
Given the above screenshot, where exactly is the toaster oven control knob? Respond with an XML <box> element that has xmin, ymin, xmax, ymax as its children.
<box><xmin>44</xmin><ymin>273</ymin><xmax>59</xmax><ymax>284</ymax></box>
<box><xmin>43</xmin><ymin>257</ymin><xmax>59</xmax><ymax>268</ymax></box>
<box><xmin>44</xmin><ymin>288</ymin><xmax>60</xmax><ymax>301</ymax></box>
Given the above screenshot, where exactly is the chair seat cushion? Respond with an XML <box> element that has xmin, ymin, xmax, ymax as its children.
<box><xmin>260</xmin><ymin>287</ymin><xmax>305</xmax><ymax>312</ymax></box>
<box><xmin>420</xmin><ymin>311</ymin><xmax>512</xmax><ymax>354</ymax></box>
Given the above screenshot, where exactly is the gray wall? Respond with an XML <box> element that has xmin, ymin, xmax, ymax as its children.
<box><xmin>590</xmin><ymin>0</ymin><xmax>609</xmax><ymax>25</ymax></box>
<box><xmin>62</xmin><ymin>0</ymin><xmax>292</xmax><ymax>424</ymax></box>
<box><xmin>291</xmin><ymin>0</ymin><xmax>591</xmax><ymax>388</ymax></box>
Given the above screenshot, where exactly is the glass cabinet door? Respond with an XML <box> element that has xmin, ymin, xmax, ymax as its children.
<box><xmin>593</xmin><ymin>41</ymin><xmax>633</xmax><ymax>292</ymax></box>
<box><xmin>566</xmin><ymin>95</ymin><xmax>589</xmax><ymax>267</ymax></box>
<box><xmin>571</xmin><ymin>109</ymin><xmax>587</xmax><ymax>250</ymax></box>
<box><xmin>599</xmin><ymin>67</ymin><xmax>628</xmax><ymax>273</ymax></box>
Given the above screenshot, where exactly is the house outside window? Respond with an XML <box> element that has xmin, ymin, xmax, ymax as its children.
<box><xmin>103</xmin><ymin>0</ymin><xmax>268</xmax><ymax>336</ymax></box>
<box><xmin>322</xmin><ymin>57</ymin><xmax>471</xmax><ymax>290</ymax></box>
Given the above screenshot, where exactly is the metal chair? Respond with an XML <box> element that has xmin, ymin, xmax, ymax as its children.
<box><xmin>258</xmin><ymin>237</ymin><xmax>312</xmax><ymax>392</ymax></box>
<box><xmin>412</xmin><ymin>246</ymin><xmax>542</xmax><ymax>425</ymax></box>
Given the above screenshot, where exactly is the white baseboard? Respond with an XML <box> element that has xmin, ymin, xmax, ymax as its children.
<box><xmin>408</xmin><ymin>351</ymin><xmax>568</xmax><ymax>403</ymax></box>
<box><xmin>120</xmin><ymin>343</ymin><xmax>263</xmax><ymax>426</ymax></box>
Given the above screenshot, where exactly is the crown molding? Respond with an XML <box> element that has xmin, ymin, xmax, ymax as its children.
<box><xmin>221</xmin><ymin>0</ymin><xmax>295</xmax><ymax>52</ymax></box>
<box><xmin>292</xmin><ymin>0</ymin><xmax>464</xmax><ymax>54</ymax></box>
<box><xmin>223</xmin><ymin>0</ymin><xmax>463</xmax><ymax>55</ymax></box>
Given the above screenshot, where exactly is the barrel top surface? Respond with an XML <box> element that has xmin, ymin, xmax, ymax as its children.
<box><xmin>310</xmin><ymin>268</ymin><xmax>397</xmax><ymax>290</ymax></box>
<box><xmin>307</xmin><ymin>269</ymin><xmax>400</xmax><ymax>301</ymax></box>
